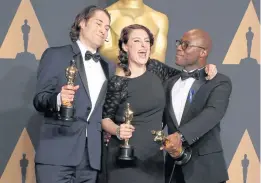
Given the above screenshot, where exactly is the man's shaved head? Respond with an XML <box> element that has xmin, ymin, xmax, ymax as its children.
<box><xmin>175</xmin><ymin>29</ymin><xmax>212</xmax><ymax>71</ymax></box>
<box><xmin>185</xmin><ymin>29</ymin><xmax>212</xmax><ymax>53</ymax></box>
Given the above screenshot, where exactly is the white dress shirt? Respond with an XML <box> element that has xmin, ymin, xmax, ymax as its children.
<box><xmin>57</xmin><ymin>40</ymin><xmax>106</xmax><ymax>136</ymax></box>
<box><xmin>171</xmin><ymin>71</ymin><xmax>196</xmax><ymax>126</ymax></box>
<box><xmin>76</xmin><ymin>40</ymin><xmax>106</xmax><ymax>120</ymax></box>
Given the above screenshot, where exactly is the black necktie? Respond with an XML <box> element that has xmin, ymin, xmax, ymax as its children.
<box><xmin>85</xmin><ymin>51</ymin><xmax>101</xmax><ymax>62</ymax></box>
<box><xmin>180</xmin><ymin>70</ymin><xmax>200</xmax><ymax>80</ymax></box>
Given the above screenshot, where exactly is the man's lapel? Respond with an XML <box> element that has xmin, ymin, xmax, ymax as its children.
<box><xmin>71</xmin><ymin>43</ymin><xmax>91</xmax><ymax>101</ymax></box>
<box><xmin>165</xmin><ymin>75</ymin><xmax>180</xmax><ymax>128</ymax></box>
<box><xmin>180</xmin><ymin>78</ymin><xmax>207</xmax><ymax>125</ymax></box>
<box><xmin>99</xmin><ymin>55</ymin><xmax>110</xmax><ymax>79</ymax></box>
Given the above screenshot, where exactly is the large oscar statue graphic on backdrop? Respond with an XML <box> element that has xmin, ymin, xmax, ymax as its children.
<box><xmin>100</xmin><ymin>0</ymin><xmax>169</xmax><ymax>67</ymax></box>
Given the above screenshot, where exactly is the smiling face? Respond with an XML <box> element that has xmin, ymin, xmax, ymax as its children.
<box><xmin>175</xmin><ymin>33</ymin><xmax>203</xmax><ymax>67</ymax></box>
<box><xmin>175</xmin><ymin>29</ymin><xmax>211</xmax><ymax>70</ymax></box>
<box><xmin>79</xmin><ymin>10</ymin><xmax>110</xmax><ymax>50</ymax></box>
<box><xmin>122</xmin><ymin>29</ymin><xmax>151</xmax><ymax>66</ymax></box>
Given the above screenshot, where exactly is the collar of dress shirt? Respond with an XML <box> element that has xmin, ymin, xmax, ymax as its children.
<box><xmin>76</xmin><ymin>40</ymin><xmax>97</xmax><ymax>60</ymax></box>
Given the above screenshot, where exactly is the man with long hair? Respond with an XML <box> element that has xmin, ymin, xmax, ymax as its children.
<box><xmin>33</xmin><ymin>6</ymin><xmax>115</xmax><ymax>183</ymax></box>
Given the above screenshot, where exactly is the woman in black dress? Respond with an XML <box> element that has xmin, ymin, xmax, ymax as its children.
<box><xmin>99</xmin><ymin>24</ymin><xmax>216</xmax><ymax>183</ymax></box>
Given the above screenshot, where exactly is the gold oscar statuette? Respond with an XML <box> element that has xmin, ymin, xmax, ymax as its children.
<box><xmin>117</xmin><ymin>103</ymin><xmax>136</xmax><ymax>161</ymax></box>
<box><xmin>151</xmin><ymin>130</ymin><xmax>192</xmax><ymax>165</ymax></box>
<box><xmin>60</xmin><ymin>60</ymin><xmax>78</xmax><ymax>122</ymax></box>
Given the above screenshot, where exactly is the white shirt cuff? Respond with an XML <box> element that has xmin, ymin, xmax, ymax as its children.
<box><xmin>57</xmin><ymin>93</ymin><xmax>61</xmax><ymax>111</ymax></box>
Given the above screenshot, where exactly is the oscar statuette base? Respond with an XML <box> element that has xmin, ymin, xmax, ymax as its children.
<box><xmin>174</xmin><ymin>147</ymin><xmax>192</xmax><ymax>165</ymax></box>
<box><xmin>60</xmin><ymin>105</ymin><xmax>76</xmax><ymax>122</ymax></box>
<box><xmin>117</xmin><ymin>145</ymin><xmax>136</xmax><ymax>161</ymax></box>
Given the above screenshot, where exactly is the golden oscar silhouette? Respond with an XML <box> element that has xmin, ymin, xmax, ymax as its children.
<box><xmin>117</xmin><ymin>103</ymin><xmax>136</xmax><ymax>161</ymax></box>
<box><xmin>151</xmin><ymin>130</ymin><xmax>192</xmax><ymax>165</ymax></box>
<box><xmin>60</xmin><ymin>60</ymin><xmax>78</xmax><ymax>122</ymax></box>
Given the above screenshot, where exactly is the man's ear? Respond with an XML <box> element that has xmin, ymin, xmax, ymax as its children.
<box><xmin>79</xmin><ymin>20</ymin><xmax>85</xmax><ymax>29</ymax></box>
<box><xmin>200</xmin><ymin>49</ymin><xmax>208</xmax><ymax>58</ymax></box>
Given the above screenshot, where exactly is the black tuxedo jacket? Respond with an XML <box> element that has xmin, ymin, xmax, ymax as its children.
<box><xmin>163</xmin><ymin>73</ymin><xmax>232</xmax><ymax>183</ymax></box>
<box><xmin>33</xmin><ymin>42</ymin><xmax>115</xmax><ymax>170</ymax></box>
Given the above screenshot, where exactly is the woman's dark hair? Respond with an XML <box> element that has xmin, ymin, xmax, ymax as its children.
<box><xmin>118</xmin><ymin>24</ymin><xmax>154</xmax><ymax>76</ymax></box>
<box><xmin>70</xmin><ymin>5</ymin><xmax>111</xmax><ymax>42</ymax></box>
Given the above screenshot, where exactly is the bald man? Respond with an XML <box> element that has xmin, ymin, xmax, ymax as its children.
<box><xmin>162</xmin><ymin>29</ymin><xmax>232</xmax><ymax>183</ymax></box>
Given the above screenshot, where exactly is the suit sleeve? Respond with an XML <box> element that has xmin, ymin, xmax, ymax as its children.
<box><xmin>33</xmin><ymin>48</ymin><xmax>60</xmax><ymax>113</ymax></box>
<box><xmin>179</xmin><ymin>79</ymin><xmax>232</xmax><ymax>145</ymax></box>
<box><xmin>162</xmin><ymin>78</ymin><xmax>172</xmax><ymax>129</ymax></box>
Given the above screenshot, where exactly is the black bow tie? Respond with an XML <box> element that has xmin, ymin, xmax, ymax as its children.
<box><xmin>85</xmin><ymin>51</ymin><xmax>101</xmax><ymax>62</ymax></box>
<box><xmin>180</xmin><ymin>70</ymin><xmax>200</xmax><ymax>80</ymax></box>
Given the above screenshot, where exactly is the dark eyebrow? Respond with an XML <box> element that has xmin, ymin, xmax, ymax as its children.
<box><xmin>95</xmin><ymin>19</ymin><xmax>103</xmax><ymax>23</ymax></box>
<box><xmin>132</xmin><ymin>37</ymin><xmax>149</xmax><ymax>40</ymax></box>
<box><xmin>95</xmin><ymin>19</ymin><xmax>110</xmax><ymax>28</ymax></box>
<box><xmin>181</xmin><ymin>39</ymin><xmax>189</xmax><ymax>43</ymax></box>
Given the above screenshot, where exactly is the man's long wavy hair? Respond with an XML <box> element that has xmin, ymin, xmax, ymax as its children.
<box><xmin>70</xmin><ymin>5</ymin><xmax>111</xmax><ymax>42</ymax></box>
